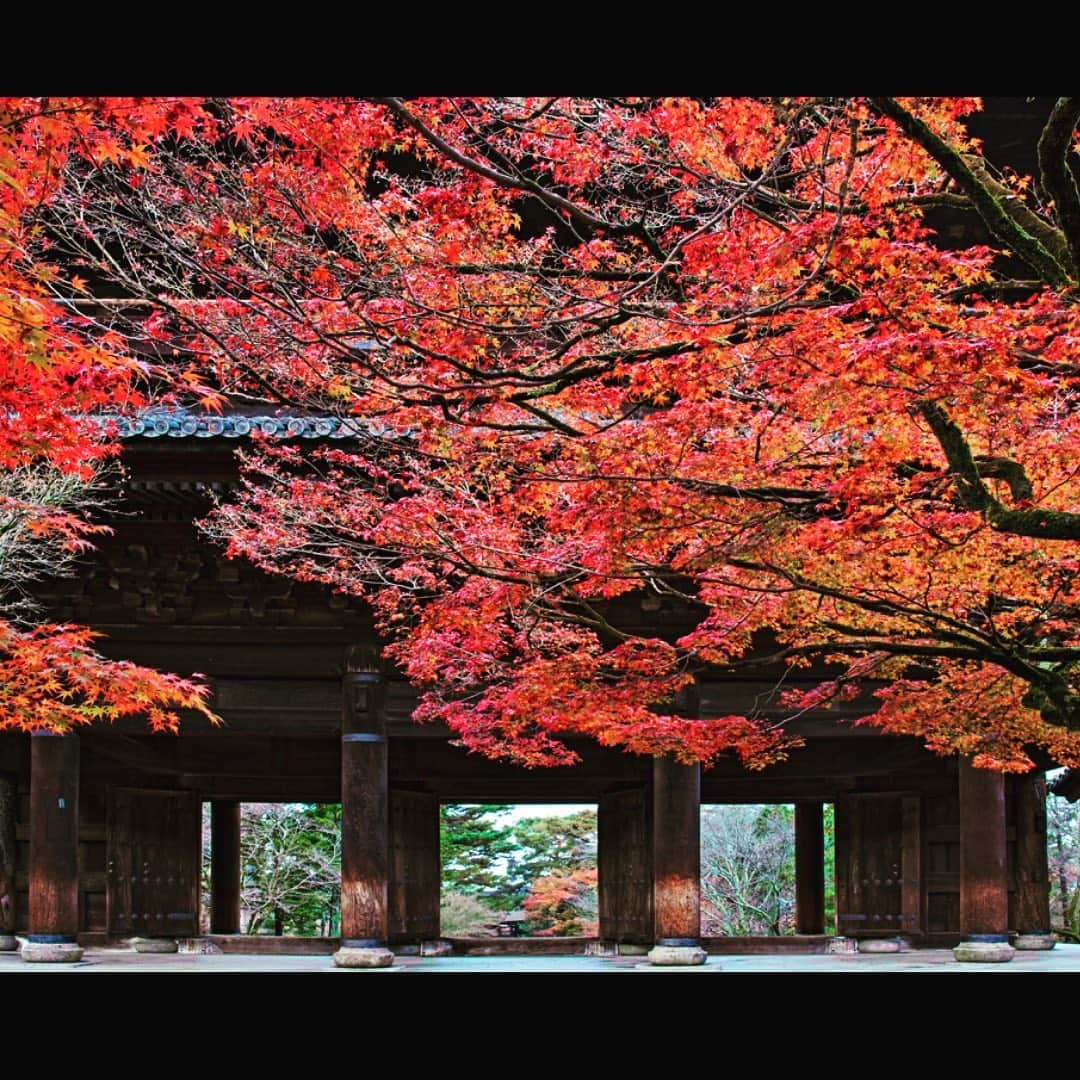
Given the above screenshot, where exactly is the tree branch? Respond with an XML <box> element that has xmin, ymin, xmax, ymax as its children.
<box><xmin>916</xmin><ymin>400</ymin><xmax>1080</xmax><ymax>540</ymax></box>
<box><xmin>1037</xmin><ymin>97</ymin><xmax>1080</xmax><ymax>277</ymax></box>
<box><xmin>870</xmin><ymin>97</ymin><xmax>1074</xmax><ymax>287</ymax></box>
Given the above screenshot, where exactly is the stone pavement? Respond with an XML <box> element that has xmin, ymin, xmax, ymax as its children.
<box><xmin>1</xmin><ymin>943</ymin><xmax>1078</xmax><ymax>973</ymax></box>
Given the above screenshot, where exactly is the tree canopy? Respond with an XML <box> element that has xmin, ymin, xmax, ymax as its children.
<box><xmin>0</xmin><ymin>99</ymin><xmax>217</xmax><ymax>733</ymax></box>
<box><xmin>7</xmin><ymin>96</ymin><xmax>1080</xmax><ymax>770</ymax></box>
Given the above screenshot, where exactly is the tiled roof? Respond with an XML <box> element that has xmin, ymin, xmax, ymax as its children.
<box><xmin>111</xmin><ymin>411</ymin><xmax>372</xmax><ymax>440</ymax></box>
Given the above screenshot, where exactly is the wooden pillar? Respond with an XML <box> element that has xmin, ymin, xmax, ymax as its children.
<box><xmin>25</xmin><ymin>732</ymin><xmax>82</xmax><ymax>961</ymax></box>
<box><xmin>652</xmin><ymin>756</ymin><xmax>701</xmax><ymax>946</ymax></box>
<box><xmin>210</xmin><ymin>800</ymin><xmax>242</xmax><ymax>934</ymax></box>
<box><xmin>795</xmin><ymin>801</ymin><xmax>825</xmax><ymax>935</ymax></box>
<box><xmin>1013</xmin><ymin>771</ymin><xmax>1053</xmax><ymax>945</ymax></box>
<box><xmin>0</xmin><ymin>773</ymin><xmax>16</xmax><ymax>949</ymax></box>
<box><xmin>955</xmin><ymin>757</ymin><xmax>1013</xmax><ymax>961</ymax></box>
<box><xmin>335</xmin><ymin>646</ymin><xmax>393</xmax><ymax>967</ymax></box>
<box><xmin>833</xmin><ymin>796</ymin><xmax>851</xmax><ymax>935</ymax></box>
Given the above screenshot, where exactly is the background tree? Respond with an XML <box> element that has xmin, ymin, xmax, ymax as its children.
<box><xmin>440</xmin><ymin>804</ymin><xmax>520</xmax><ymax>906</ymax></box>
<box><xmin>439</xmin><ymin>805</ymin><xmax>598</xmax><ymax>934</ymax></box>
<box><xmin>1048</xmin><ymin>792</ymin><xmax>1079</xmax><ymax>941</ymax></box>
<box><xmin>522</xmin><ymin>867</ymin><xmax>598</xmax><ymax>936</ymax></box>
<box><xmin>700</xmin><ymin>805</ymin><xmax>796</xmax><ymax>935</ymax></box>
<box><xmin>510</xmin><ymin>810</ymin><xmax>597</xmax><ymax>933</ymax></box>
<box><xmin>238</xmin><ymin>803</ymin><xmax>341</xmax><ymax>936</ymax></box>
<box><xmin>35</xmin><ymin>96</ymin><xmax>1080</xmax><ymax>771</ymax></box>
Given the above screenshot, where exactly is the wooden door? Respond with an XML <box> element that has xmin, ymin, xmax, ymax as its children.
<box><xmin>835</xmin><ymin>795</ymin><xmax>905</xmax><ymax>937</ymax></box>
<box><xmin>107</xmin><ymin>789</ymin><xmax>201</xmax><ymax>938</ymax></box>
<box><xmin>388</xmin><ymin>790</ymin><xmax>440</xmax><ymax>943</ymax></box>
<box><xmin>598</xmin><ymin>787</ymin><xmax>653</xmax><ymax>943</ymax></box>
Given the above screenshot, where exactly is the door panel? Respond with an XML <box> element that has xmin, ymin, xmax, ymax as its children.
<box><xmin>107</xmin><ymin>789</ymin><xmax>201</xmax><ymax>938</ymax></box>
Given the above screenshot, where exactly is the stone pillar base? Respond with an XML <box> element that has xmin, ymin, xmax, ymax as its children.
<box><xmin>0</xmin><ymin>933</ymin><xmax>18</xmax><ymax>951</ymax></box>
<box><xmin>825</xmin><ymin>936</ymin><xmax>858</xmax><ymax>954</ymax></box>
<box><xmin>647</xmin><ymin>944</ymin><xmax>708</xmax><ymax>966</ymax></box>
<box><xmin>22</xmin><ymin>937</ymin><xmax>83</xmax><ymax>963</ymax></box>
<box><xmin>419</xmin><ymin>939</ymin><xmax>453</xmax><ymax>958</ymax></box>
<box><xmin>584</xmin><ymin>941</ymin><xmax>619</xmax><ymax>957</ymax></box>
<box><xmin>858</xmin><ymin>937</ymin><xmax>901</xmax><ymax>954</ymax></box>
<box><xmin>953</xmin><ymin>935</ymin><xmax>1015</xmax><ymax>963</ymax></box>
<box><xmin>132</xmin><ymin>937</ymin><xmax>179</xmax><ymax>954</ymax></box>
<box><xmin>333</xmin><ymin>945</ymin><xmax>396</xmax><ymax>969</ymax></box>
<box><xmin>1013</xmin><ymin>933</ymin><xmax>1056</xmax><ymax>951</ymax></box>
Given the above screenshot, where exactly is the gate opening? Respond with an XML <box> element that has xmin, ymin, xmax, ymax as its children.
<box><xmin>440</xmin><ymin>804</ymin><xmax>597</xmax><ymax>937</ymax></box>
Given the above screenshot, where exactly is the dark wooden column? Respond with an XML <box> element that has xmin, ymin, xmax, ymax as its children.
<box><xmin>652</xmin><ymin>756</ymin><xmax>701</xmax><ymax>945</ymax></box>
<box><xmin>339</xmin><ymin>647</ymin><xmax>389</xmax><ymax>951</ymax></box>
<box><xmin>0</xmin><ymin>773</ymin><xmax>16</xmax><ymax>948</ymax></box>
<box><xmin>210</xmin><ymin>800</ymin><xmax>242</xmax><ymax>934</ymax></box>
<box><xmin>795</xmin><ymin>801</ymin><xmax>825</xmax><ymax>935</ymax></box>
<box><xmin>955</xmin><ymin>757</ymin><xmax>1012</xmax><ymax>959</ymax></box>
<box><xmin>28</xmin><ymin>733</ymin><xmax>80</xmax><ymax>943</ymax></box>
<box><xmin>1013</xmin><ymin>772</ymin><xmax>1051</xmax><ymax>936</ymax></box>
<box><xmin>959</xmin><ymin>758</ymin><xmax>1008</xmax><ymax>936</ymax></box>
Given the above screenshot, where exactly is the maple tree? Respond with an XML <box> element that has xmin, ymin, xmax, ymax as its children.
<box><xmin>0</xmin><ymin>98</ymin><xmax>215</xmax><ymax>733</ymax></box>
<box><xmin>26</xmin><ymin>96</ymin><xmax>1080</xmax><ymax>771</ymax></box>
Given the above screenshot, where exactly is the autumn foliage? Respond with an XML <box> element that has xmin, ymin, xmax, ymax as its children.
<box><xmin>0</xmin><ymin>99</ymin><xmax>216</xmax><ymax>732</ymax></box>
<box><xmin>8</xmin><ymin>97</ymin><xmax>1080</xmax><ymax>768</ymax></box>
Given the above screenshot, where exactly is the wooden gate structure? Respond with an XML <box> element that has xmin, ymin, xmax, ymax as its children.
<box><xmin>0</xmin><ymin>413</ymin><xmax>1060</xmax><ymax>963</ymax></box>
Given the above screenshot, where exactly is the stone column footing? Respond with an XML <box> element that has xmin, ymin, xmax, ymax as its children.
<box><xmin>648</xmin><ymin>943</ymin><xmax>708</xmax><ymax>966</ymax></box>
<box><xmin>953</xmin><ymin>934</ymin><xmax>1015</xmax><ymax>963</ymax></box>
<box><xmin>825</xmin><ymin>936</ymin><xmax>858</xmax><ymax>954</ymax></box>
<box><xmin>1013</xmin><ymin>932</ymin><xmax>1056</xmax><ymax>951</ymax></box>
<box><xmin>857</xmin><ymin>937</ymin><xmax>901</xmax><ymax>954</ymax></box>
<box><xmin>132</xmin><ymin>937</ymin><xmax>179</xmax><ymax>954</ymax></box>
<box><xmin>333</xmin><ymin>943</ymin><xmax>396</xmax><ymax>969</ymax></box>
<box><xmin>22</xmin><ymin>935</ymin><xmax>83</xmax><ymax>963</ymax></box>
<box><xmin>419</xmin><ymin>939</ymin><xmax>453</xmax><ymax>958</ymax></box>
<box><xmin>584</xmin><ymin>941</ymin><xmax>619</xmax><ymax>957</ymax></box>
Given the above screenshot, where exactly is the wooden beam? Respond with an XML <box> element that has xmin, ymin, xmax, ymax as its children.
<box><xmin>1013</xmin><ymin>772</ymin><xmax>1051</xmax><ymax>934</ymax></box>
<box><xmin>340</xmin><ymin>668</ymin><xmax>389</xmax><ymax>947</ymax></box>
<box><xmin>958</xmin><ymin>757</ymin><xmax>1009</xmax><ymax>936</ymax></box>
<box><xmin>29</xmin><ymin>733</ymin><xmax>80</xmax><ymax>940</ymax></box>
<box><xmin>210</xmin><ymin>800</ymin><xmax>242</xmax><ymax>934</ymax></box>
<box><xmin>652</xmin><ymin>757</ymin><xmax>701</xmax><ymax>944</ymax></box>
<box><xmin>795</xmin><ymin>801</ymin><xmax>825</xmax><ymax>935</ymax></box>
